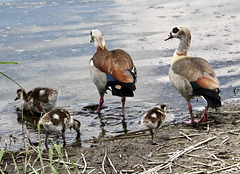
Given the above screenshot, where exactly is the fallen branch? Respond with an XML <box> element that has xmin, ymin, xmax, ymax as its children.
<box><xmin>140</xmin><ymin>136</ymin><xmax>217</xmax><ymax>174</ymax></box>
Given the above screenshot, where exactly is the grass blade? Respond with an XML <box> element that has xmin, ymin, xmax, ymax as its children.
<box><xmin>49</xmin><ymin>148</ymin><xmax>53</xmax><ymax>165</ymax></box>
<box><xmin>37</xmin><ymin>148</ymin><xmax>44</xmax><ymax>173</ymax></box>
<box><xmin>0</xmin><ymin>72</ymin><xmax>22</xmax><ymax>88</ymax></box>
<box><xmin>49</xmin><ymin>164</ymin><xmax>58</xmax><ymax>174</ymax></box>
<box><xmin>70</xmin><ymin>159</ymin><xmax>79</xmax><ymax>174</ymax></box>
<box><xmin>37</xmin><ymin>123</ymin><xmax>41</xmax><ymax>147</ymax></box>
<box><xmin>30</xmin><ymin>165</ymin><xmax>39</xmax><ymax>174</ymax></box>
<box><xmin>0</xmin><ymin>62</ymin><xmax>18</xmax><ymax>64</ymax></box>
<box><xmin>12</xmin><ymin>154</ymin><xmax>19</xmax><ymax>173</ymax></box>
<box><xmin>0</xmin><ymin>148</ymin><xmax>4</xmax><ymax>162</ymax></box>
<box><xmin>24</xmin><ymin>155</ymin><xmax>27</xmax><ymax>174</ymax></box>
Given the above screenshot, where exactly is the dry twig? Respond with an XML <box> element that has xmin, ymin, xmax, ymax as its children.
<box><xmin>100</xmin><ymin>145</ymin><xmax>107</xmax><ymax>174</ymax></box>
<box><xmin>107</xmin><ymin>156</ymin><xmax>118</xmax><ymax>173</ymax></box>
<box><xmin>208</xmin><ymin>163</ymin><xmax>240</xmax><ymax>173</ymax></box>
<box><xmin>178</xmin><ymin>131</ymin><xmax>192</xmax><ymax>141</ymax></box>
<box><xmin>140</xmin><ymin>136</ymin><xmax>217</xmax><ymax>174</ymax></box>
<box><xmin>81</xmin><ymin>153</ymin><xmax>87</xmax><ymax>173</ymax></box>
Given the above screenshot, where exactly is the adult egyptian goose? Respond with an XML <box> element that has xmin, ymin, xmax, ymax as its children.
<box><xmin>89</xmin><ymin>29</ymin><xmax>137</xmax><ymax>115</ymax></box>
<box><xmin>165</xmin><ymin>26</ymin><xmax>221</xmax><ymax>124</ymax></box>
<box><xmin>15</xmin><ymin>87</ymin><xmax>59</xmax><ymax>115</ymax></box>
<box><xmin>38</xmin><ymin>108</ymin><xmax>80</xmax><ymax>146</ymax></box>
<box><xmin>141</xmin><ymin>105</ymin><xmax>166</xmax><ymax>145</ymax></box>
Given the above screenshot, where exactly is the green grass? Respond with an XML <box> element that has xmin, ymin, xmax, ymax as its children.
<box><xmin>0</xmin><ymin>61</ymin><xmax>22</xmax><ymax>88</ymax></box>
<box><xmin>0</xmin><ymin>124</ymin><xmax>85</xmax><ymax>173</ymax></box>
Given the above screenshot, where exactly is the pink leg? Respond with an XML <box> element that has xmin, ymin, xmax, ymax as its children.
<box><xmin>121</xmin><ymin>97</ymin><xmax>126</xmax><ymax>115</ymax></box>
<box><xmin>96</xmin><ymin>97</ymin><xmax>104</xmax><ymax>113</ymax></box>
<box><xmin>183</xmin><ymin>102</ymin><xmax>197</xmax><ymax>124</ymax></box>
<box><xmin>197</xmin><ymin>105</ymin><xmax>209</xmax><ymax>123</ymax></box>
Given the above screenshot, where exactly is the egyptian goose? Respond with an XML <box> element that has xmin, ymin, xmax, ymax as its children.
<box><xmin>38</xmin><ymin>108</ymin><xmax>80</xmax><ymax>146</ymax></box>
<box><xmin>15</xmin><ymin>87</ymin><xmax>59</xmax><ymax>115</ymax></box>
<box><xmin>89</xmin><ymin>29</ymin><xmax>137</xmax><ymax>115</ymax></box>
<box><xmin>141</xmin><ymin>105</ymin><xmax>166</xmax><ymax>145</ymax></box>
<box><xmin>165</xmin><ymin>26</ymin><xmax>221</xmax><ymax>124</ymax></box>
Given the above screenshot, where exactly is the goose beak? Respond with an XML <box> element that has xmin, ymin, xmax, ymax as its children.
<box><xmin>164</xmin><ymin>33</ymin><xmax>173</xmax><ymax>41</ymax></box>
<box><xmin>90</xmin><ymin>31</ymin><xmax>93</xmax><ymax>42</ymax></box>
<box><xmin>14</xmin><ymin>97</ymin><xmax>19</xmax><ymax>101</ymax></box>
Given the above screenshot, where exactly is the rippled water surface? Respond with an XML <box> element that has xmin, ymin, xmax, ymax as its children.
<box><xmin>0</xmin><ymin>0</ymin><xmax>240</xmax><ymax>150</ymax></box>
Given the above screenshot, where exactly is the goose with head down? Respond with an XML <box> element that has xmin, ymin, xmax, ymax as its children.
<box><xmin>39</xmin><ymin>108</ymin><xmax>80</xmax><ymax>146</ymax></box>
<box><xmin>15</xmin><ymin>87</ymin><xmax>59</xmax><ymax>115</ymax></box>
<box><xmin>89</xmin><ymin>30</ymin><xmax>137</xmax><ymax>115</ymax></box>
<box><xmin>141</xmin><ymin>105</ymin><xmax>167</xmax><ymax>145</ymax></box>
<box><xmin>165</xmin><ymin>26</ymin><xmax>221</xmax><ymax>124</ymax></box>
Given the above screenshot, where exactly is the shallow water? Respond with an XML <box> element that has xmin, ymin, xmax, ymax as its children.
<box><xmin>0</xmin><ymin>0</ymin><xmax>240</xmax><ymax>150</ymax></box>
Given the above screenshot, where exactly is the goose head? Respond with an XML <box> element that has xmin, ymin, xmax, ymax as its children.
<box><xmin>165</xmin><ymin>26</ymin><xmax>191</xmax><ymax>41</ymax></box>
<box><xmin>90</xmin><ymin>29</ymin><xmax>106</xmax><ymax>50</ymax></box>
<box><xmin>15</xmin><ymin>89</ymin><xmax>26</xmax><ymax>101</ymax></box>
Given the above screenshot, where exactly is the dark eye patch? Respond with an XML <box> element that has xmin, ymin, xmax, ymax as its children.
<box><xmin>90</xmin><ymin>31</ymin><xmax>92</xmax><ymax>35</ymax></box>
<box><xmin>172</xmin><ymin>27</ymin><xmax>179</xmax><ymax>33</ymax></box>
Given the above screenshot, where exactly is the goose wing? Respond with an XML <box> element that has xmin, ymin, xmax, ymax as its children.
<box><xmin>171</xmin><ymin>57</ymin><xmax>219</xmax><ymax>90</ymax></box>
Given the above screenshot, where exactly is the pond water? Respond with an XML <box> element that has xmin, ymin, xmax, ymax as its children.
<box><xmin>0</xmin><ymin>0</ymin><xmax>240</xmax><ymax>151</ymax></box>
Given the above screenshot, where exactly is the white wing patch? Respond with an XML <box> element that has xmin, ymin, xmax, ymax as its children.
<box><xmin>151</xmin><ymin>113</ymin><xmax>157</xmax><ymax>119</ymax></box>
<box><xmin>89</xmin><ymin>59</ymin><xmax>94</xmax><ymax>66</ymax></box>
<box><xmin>52</xmin><ymin>113</ymin><xmax>59</xmax><ymax>120</ymax></box>
<box><xmin>39</xmin><ymin>90</ymin><xmax>46</xmax><ymax>96</ymax></box>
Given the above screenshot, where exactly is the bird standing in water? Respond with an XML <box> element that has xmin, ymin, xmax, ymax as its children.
<box><xmin>39</xmin><ymin>108</ymin><xmax>80</xmax><ymax>146</ymax></box>
<box><xmin>89</xmin><ymin>29</ymin><xmax>137</xmax><ymax>115</ymax></box>
<box><xmin>15</xmin><ymin>87</ymin><xmax>59</xmax><ymax>115</ymax></box>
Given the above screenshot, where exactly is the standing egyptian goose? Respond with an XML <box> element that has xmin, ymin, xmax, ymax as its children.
<box><xmin>89</xmin><ymin>29</ymin><xmax>137</xmax><ymax>115</ymax></box>
<box><xmin>15</xmin><ymin>87</ymin><xmax>59</xmax><ymax>115</ymax></box>
<box><xmin>141</xmin><ymin>105</ymin><xmax>167</xmax><ymax>145</ymax></box>
<box><xmin>39</xmin><ymin>108</ymin><xmax>81</xmax><ymax>146</ymax></box>
<box><xmin>165</xmin><ymin>27</ymin><xmax>221</xmax><ymax>124</ymax></box>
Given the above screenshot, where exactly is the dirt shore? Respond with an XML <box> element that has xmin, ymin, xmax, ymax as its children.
<box><xmin>1</xmin><ymin>101</ymin><xmax>240</xmax><ymax>173</ymax></box>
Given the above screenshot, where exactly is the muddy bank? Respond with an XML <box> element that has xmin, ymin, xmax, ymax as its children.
<box><xmin>1</xmin><ymin>101</ymin><xmax>240</xmax><ymax>173</ymax></box>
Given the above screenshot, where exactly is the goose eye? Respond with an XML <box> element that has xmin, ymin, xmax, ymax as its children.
<box><xmin>172</xmin><ymin>27</ymin><xmax>179</xmax><ymax>33</ymax></box>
